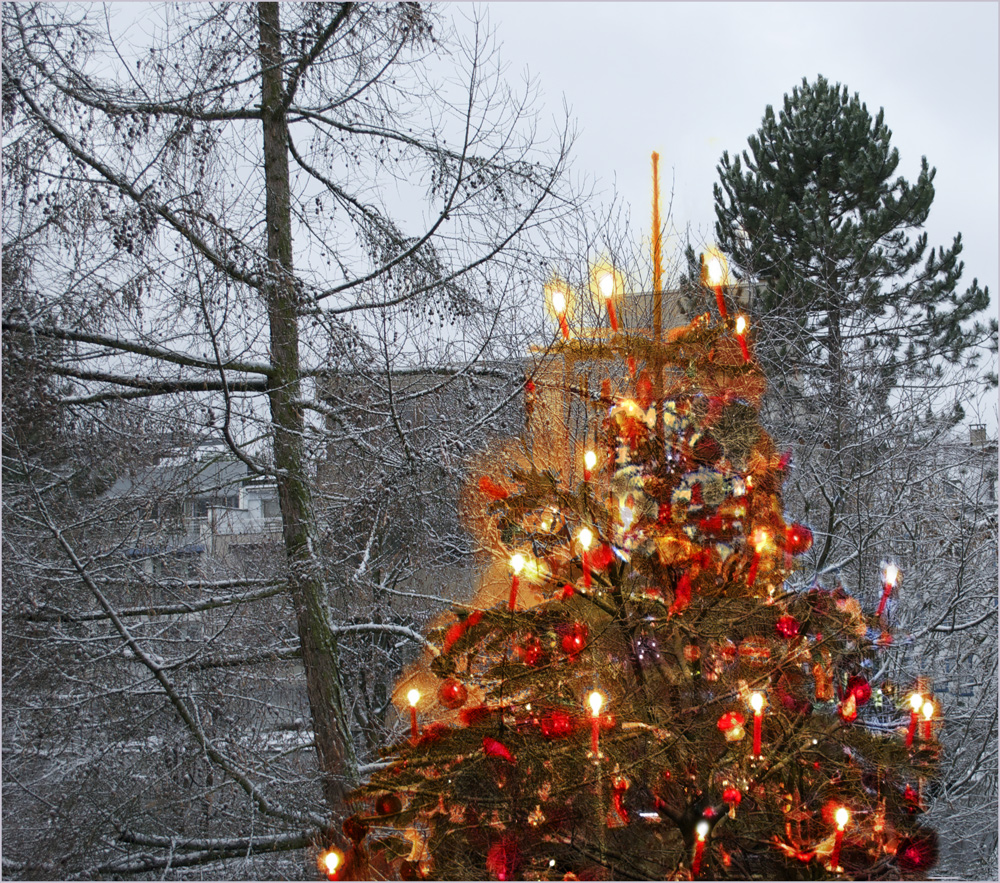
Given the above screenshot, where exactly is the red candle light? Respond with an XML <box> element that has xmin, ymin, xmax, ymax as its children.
<box><xmin>705</xmin><ymin>251</ymin><xmax>728</xmax><ymax>320</ymax></box>
<box><xmin>750</xmin><ymin>692</ymin><xmax>764</xmax><ymax>757</ymax></box>
<box><xmin>545</xmin><ymin>279</ymin><xmax>572</xmax><ymax>341</ymax></box>
<box><xmin>588</xmin><ymin>690</ymin><xmax>604</xmax><ymax>759</ymax></box>
<box><xmin>828</xmin><ymin>806</ymin><xmax>849</xmax><ymax>871</ymax></box>
<box><xmin>596</xmin><ymin>268</ymin><xmax>619</xmax><ymax>332</ymax></box>
<box><xmin>579</xmin><ymin>527</ymin><xmax>593</xmax><ymax>589</ymax></box>
<box><xmin>735</xmin><ymin>315</ymin><xmax>750</xmax><ymax>362</ymax></box>
<box><xmin>508</xmin><ymin>553</ymin><xmax>526</xmax><ymax>611</ymax></box>
<box><xmin>905</xmin><ymin>692</ymin><xmax>922</xmax><ymax>747</ymax></box>
<box><xmin>322</xmin><ymin>849</ymin><xmax>343</xmax><ymax>881</ymax></box>
<box><xmin>876</xmin><ymin>562</ymin><xmax>899</xmax><ymax>617</ymax></box>
<box><xmin>584</xmin><ymin>450</ymin><xmax>596</xmax><ymax>483</ymax></box>
<box><xmin>691</xmin><ymin>820</ymin><xmax>709</xmax><ymax>876</ymax></box>
<box><xmin>407</xmin><ymin>689</ymin><xmax>421</xmax><ymax>740</ymax></box>
<box><xmin>922</xmin><ymin>700</ymin><xmax>934</xmax><ymax>740</ymax></box>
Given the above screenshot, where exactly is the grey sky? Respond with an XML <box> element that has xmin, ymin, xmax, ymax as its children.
<box><xmin>487</xmin><ymin>1</ymin><xmax>998</xmax><ymax>310</ymax></box>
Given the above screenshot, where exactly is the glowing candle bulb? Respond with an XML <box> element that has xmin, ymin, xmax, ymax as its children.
<box><xmin>508</xmin><ymin>553</ymin><xmax>526</xmax><ymax>610</ymax></box>
<box><xmin>735</xmin><ymin>315</ymin><xmax>750</xmax><ymax>362</ymax></box>
<box><xmin>705</xmin><ymin>251</ymin><xmax>728</xmax><ymax>319</ymax></box>
<box><xmin>877</xmin><ymin>563</ymin><xmax>899</xmax><ymax>617</ymax></box>
<box><xmin>407</xmin><ymin>688</ymin><xmax>421</xmax><ymax>739</ymax></box>
<box><xmin>588</xmin><ymin>690</ymin><xmax>604</xmax><ymax>757</ymax></box>
<box><xmin>750</xmin><ymin>692</ymin><xmax>764</xmax><ymax>757</ymax></box>
<box><xmin>922</xmin><ymin>700</ymin><xmax>934</xmax><ymax>740</ymax></box>
<box><xmin>578</xmin><ymin>527</ymin><xmax>594</xmax><ymax>588</ymax></box>
<box><xmin>598</xmin><ymin>270</ymin><xmax>619</xmax><ymax>332</ymax></box>
<box><xmin>905</xmin><ymin>692</ymin><xmax>922</xmax><ymax>747</ymax></box>
<box><xmin>546</xmin><ymin>281</ymin><xmax>571</xmax><ymax>340</ymax></box>
<box><xmin>828</xmin><ymin>807</ymin><xmax>849</xmax><ymax>871</ymax></box>
<box><xmin>584</xmin><ymin>449</ymin><xmax>597</xmax><ymax>483</ymax></box>
<box><xmin>323</xmin><ymin>850</ymin><xmax>342</xmax><ymax>881</ymax></box>
<box><xmin>691</xmin><ymin>820</ymin><xmax>709</xmax><ymax>876</ymax></box>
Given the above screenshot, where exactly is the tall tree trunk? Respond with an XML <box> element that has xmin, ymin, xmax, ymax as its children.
<box><xmin>258</xmin><ymin>0</ymin><xmax>358</xmax><ymax>811</ymax></box>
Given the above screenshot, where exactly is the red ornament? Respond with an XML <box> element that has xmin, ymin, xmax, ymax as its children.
<box><xmin>775</xmin><ymin>615</ymin><xmax>800</xmax><ymax>638</ymax></box>
<box><xmin>785</xmin><ymin>523</ymin><xmax>813</xmax><ymax>556</ymax></box>
<box><xmin>717</xmin><ymin>711</ymin><xmax>746</xmax><ymax>732</ymax></box>
<box><xmin>438</xmin><ymin>678</ymin><xmax>468</xmax><ymax>709</ymax></box>
<box><xmin>374</xmin><ymin>793</ymin><xmax>402</xmax><ymax>817</ymax></box>
<box><xmin>483</xmin><ymin>736</ymin><xmax>516</xmax><ymax>764</ymax></box>
<box><xmin>723</xmin><ymin>786</ymin><xmax>742</xmax><ymax>818</ymax></box>
<box><xmin>847</xmin><ymin>675</ymin><xmax>872</xmax><ymax>706</ymax></box>
<box><xmin>895</xmin><ymin>832</ymin><xmax>938</xmax><ymax>873</ymax></box>
<box><xmin>520</xmin><ymin>639</ymin><xmax>546</xmax><ymax>667</ymax></box>
<box><xmin>539</xmin><ymin>709</ymin><xmax>576</xmax><ymax>739</ymax></box>
<box><xmin>560</xmin><ymin>622</ymin><xmax>589</xmax><ymax>657</ymax></box>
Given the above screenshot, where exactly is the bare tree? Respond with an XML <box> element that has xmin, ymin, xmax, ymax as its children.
<box><xmin>2</xmin><ymin>2</ymin><xmax>583</xmax><ymax>875</ymax></box>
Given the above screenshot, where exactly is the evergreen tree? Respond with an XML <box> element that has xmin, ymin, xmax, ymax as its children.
<box><xmin>339</xmin><ymin>273</ymin><xmax>941</xmax><ymax>881</ymax></box>
<box><xmin>711</xmin><ymin>74</ymin><xmax>996</xmax><ymax>578</ymax></box>
<box><xmin>713</xmin><ymin>74</ymin><xmax>993</xmax><ymax>388</ymax></box>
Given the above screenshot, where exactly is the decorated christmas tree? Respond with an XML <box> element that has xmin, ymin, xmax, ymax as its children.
<box><xmin>334</xmin><ymin>157</ymin><xmax>941</xmax><ymax>881</ymax></box>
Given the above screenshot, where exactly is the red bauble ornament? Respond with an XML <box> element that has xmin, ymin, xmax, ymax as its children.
<box><xmin>560</xmin><ymin>622</ymin><xmax>589</xmax><ymax>656</ymax></box>
<box><xmin>723</xmin><ymin>786</ymin><xmax>742</xmax><ymax>806</ymax></box>
<box><xmin>785</xmin><ymin>523</ymin><xmax>813</xmax><ymax>556</ymax></box>
<box><xmin>522</xmin><ymin>641</ymin><xmax>546</xmax><ymax>666</ymax></box>
<box><xmin>515</xmin><ymin>635</ymin><xmax>546</xmax><ymax>666</ymax></box>
<box><xmin>847</xmin><ymin>675</ymin><xmax>872</xmax><ymax>706</ymax></box>
<box><xmin>438</xmin><ymin>678</ymin><xmax>468</xmax><ymax>709</ymax></box>
<box><xmin>775</xmin><ymin>614</ymin><xmax>800</xmax><ymax>638</ymax></box>
<box><xmin>717</xmin><ymin>711</ymin><xmax>746</xmax><ymax>732</ymax></box>
<box><xmin>539</xmin><ymin>709</ymin><xmax>576</xmax><ymax>739</ymax></box>
<box><xmin>374</xmin><ymin>793</ymin><xmax>402</xmax><ymax>817</ymax></box>
<box><xmin>895</xmin><ymin>831</ymin><xmax>938</xmax><ymax>873</ymax></box>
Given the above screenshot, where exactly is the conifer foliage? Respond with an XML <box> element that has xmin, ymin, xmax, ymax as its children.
<box><xmin>341</xmin><ymin>276</ymin><xmax>941</xmax><ymax>880</ymax></box>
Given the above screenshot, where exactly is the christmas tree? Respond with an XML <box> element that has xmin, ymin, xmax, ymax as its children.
<box><xmin>335</xmin><ymin>157</ymin><xmax>942</xmax><ymax>881</ymax></box>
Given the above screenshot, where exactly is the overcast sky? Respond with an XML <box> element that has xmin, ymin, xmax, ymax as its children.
<box><xmin>486</xmin><ymin>1</ymin><xmax>998</xmax><ymax>305</ymax></box>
